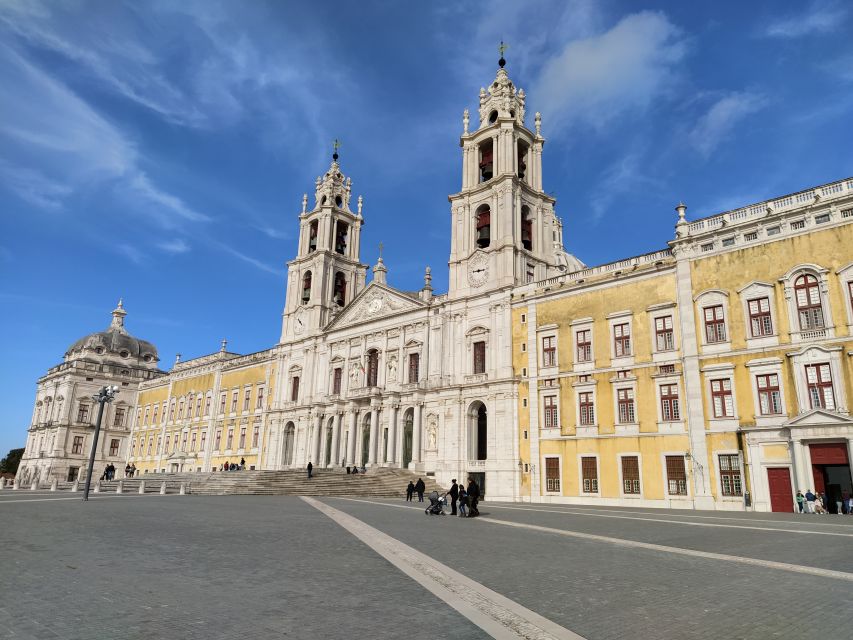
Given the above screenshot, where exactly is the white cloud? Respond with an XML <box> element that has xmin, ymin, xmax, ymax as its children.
<box><xmin>763</xmin><ymin>2</ymin><xmax>847</xmax><ymax>38</ymax></box>
<box><xmin>157</xmin><ymin>238</ymin><xmax>191</xmax><ymax>254</ymax></box>
<box><xmin>128</xmin><ymin>173</ymin><xmax>209</xmax><ymax>225</ymax></box>
<box><xmin>213</xmin><ymin>242</ymin><xmax>281</xmax><ymax>276</ymax></box>
<box><xmin>531</xmin><ymin>11</ymin><xmax>688</xmax><ymax>135</ymax></box>
<box><xmin>115</xmin><ymin>243</ymin><xmax>145</xmax><ymax>264</ymax></box>
<box><xmin>688</xmin><ymin>92</ymin><xmax>766</xmax><ymax>158</ymax></box>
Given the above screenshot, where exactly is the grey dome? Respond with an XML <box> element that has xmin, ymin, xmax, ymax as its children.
<box><xmin>65</xmin><ymin>300</ymin><xmax>158</xmax><ymax>364</ymax></box>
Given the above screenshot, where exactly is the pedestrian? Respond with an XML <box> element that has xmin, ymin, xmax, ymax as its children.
<box><xmin>445</xmin><ymin>479</ymin><xmax>459</xmax><ymax>516</ymax></box>
<box><xmin>346</xmin><ymin>466</ymin><xmax>351</xmax><ymax>474</ymax></box>
<box><xmin>815</xmin><ymin>494</ymin><xmax>827</xmax><ymax>515</ymax></box>
<box><xmin>130</xmin><ymin>463</ymin><xmax>136</xmax><ymax>478</ymax></box>
<box><xmin>125</xmin><ymin>464</ymin><xmax>131</xmax><ymax>478</ymax></box>
<box><xmin>843</xmin><ymin>490</ymin><xmax>852</xmax><ymax>515</ymax></box>
<box><xmin>224</xmin><ymin>460</ymin><xmax>230</xmax><ymax>472</ymax></box>
<box><xmin>458</xmin><ymin>485</ymin><xmax>468</xmax><ymax>517</ymax></box>
<box><xmin>795</xmin><ymin>490</ymin><xmax>805</xmax><ymax>513</ymax></box>
<box><xmin>415</xmin><ymin>477</ymin><xmax>425</xmax><ymax>502</ymax></box>
<box><xmin>351</xmin><ymin>465</ymin><xmax>358</xmax><ymax>475</ymax></box>
<box><xmin>307</xmin><ymin>461</ymin><xmax>313</xmax><ymax>479</ymax></box>
<box><xmin>406</xmin><ymin>481</ymin><xmax>414</xmax><ymax>501</ymax></box>
<box><xmin>805</xmin><ymin>489</ymin><xmax>816</xmax><ymax>513</ymax></box>
<box><xmin>240</xmin><ymin>457</ymin><xmax>245</xmax><ymax>470</ymax></box>
<box><xmin>467</xmin><ymin>477</ymin><xmax>481</xmax><ymax>517</ymax></box>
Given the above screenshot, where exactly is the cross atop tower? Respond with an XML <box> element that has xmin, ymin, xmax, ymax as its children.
<box><xmin>332</xmin><ymin>138</ymin><xmax>341</xmax><ymax>161</ymax></box>
<box><xmin>498</xmin><ymin>41</ymin><xmax>507</xmax><ymax>68</ymax></box>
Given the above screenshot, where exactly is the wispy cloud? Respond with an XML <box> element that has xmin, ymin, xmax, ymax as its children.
<box><xmin>115</xmin><ymin>243</ymin><xmax>146</xmax><ymax>265</ymax></box>
<box><xmin>588</xmin><ymin>150</ymin><xmax>665</xmax><ymax>221</ymax></box>
<box><xmin>763</xmin><ymin>1</ymin><xmax>847</xmax><ymax>38</ymax></box>
<box><xmin>157</xmin><ymin>238</ymin><xmax>191</xmax><ymax>254</ymax></box>
<box><xmin>214</xmin><ymin>242</ymin><xmax>282</xmax><ymax>276</ymax></box>
<box><xmin>254</xmin><ymin>225</ymin><xmax>289</xmax><ymax>240</ymax></box>
<box><xmin>688</xmin><ymin>92</ymin><xmax>767</xmax><ymax>158</ymax></box>
<box><xmin>531</xmin><ymin>11</ymin><xmax>688</xmax><ymax>135</ymax></box>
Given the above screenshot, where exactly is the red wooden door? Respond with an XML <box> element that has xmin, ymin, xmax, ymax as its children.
<box><xmin>767</xmin><ymin>467</ymin><xmax>794</xmax><ymax>513</ymax></box>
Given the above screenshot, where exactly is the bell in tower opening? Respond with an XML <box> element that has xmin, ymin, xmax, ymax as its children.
<box><xmin>521</xmin><ymin>206</ymin><xmax>533</xmax><ymax>251</ymax></box>
<box><xmin>335</xmin><ymin>221</ymin><xmax>348</xmax><ymax>255</ymax></box>
<box><xmin>479</xmin><ymin>140</ymin><xmax>493</xmax><ymax>182</ymax></box>
<box><xmin>333</xmin><ymin>271</ymin><xmax>346</xmax><ymax>306</ymax></box>
<box><xmin>308</xmin><ymin>220</ymin><xmax>318</xmax><ymax>252</ymax></box>
<box><xmin>476</xmin><ymin>205</ymin><xmax>491</xmax><ymax>249</ymax></box>
<box><xmin>301</xmin><ymin>271</ymin><xmax>312</xmax><ymax>304</ymax></box>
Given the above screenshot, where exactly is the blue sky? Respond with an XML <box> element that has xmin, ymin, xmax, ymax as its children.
<box><xmin>1</xmin><ymin>0</ymin><xmax>852</xmax><ymax>454</ymax></box>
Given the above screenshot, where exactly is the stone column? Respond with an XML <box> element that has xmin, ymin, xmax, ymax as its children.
<box><xmin>388</xmin><ymin>405</ymin><xmax>398</xmax><ymax>465</ymax></box>
<box><xmin>347</xmin><ymin>409</ymin><xmax>357</xmax><ymax>465</ymax></box>
<box><xmin>790</xmin><ymin>439</ymin><xmax>808</xmax><ymax>495</ymax></box>
<box><xmin>413</xmin><ymin>403</ymin><xmax>423</xmax><ymax>465</ymax></box>
<box><xmin>368</xmin><ymin>407</ymin><xmax>379</xmax><ymax>466</ymax></box>
<box><xmin>331</xmin><ymin>413</ymin><xmax>342</xmax><ymax>467</ymax></box>
<box><xmin>311</xmin><ymin>414</ymin><xmax>322</xmax><ymax>466</ymax></box>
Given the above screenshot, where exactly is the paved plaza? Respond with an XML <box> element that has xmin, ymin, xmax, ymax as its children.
<box><xmin>2</xmin><ymin>491</ymin><xmax>852</xmax><ymax>639</ymax></box>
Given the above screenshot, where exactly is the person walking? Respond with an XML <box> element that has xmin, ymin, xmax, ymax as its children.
<box><xmin>467</xmin><ymin>477</ymin><xmax>481</xmax><ymax>517</ymax></box>
<box><xmin>130</xmin><ymin>463</ymin><xmax>136</xmax><ymax>478</ymax></box>
<box><xmin>307</xmin><ymin>461</ymin><xmax>313</xmax><ymax>479</ymax></box>
<box><xmin>445</xmin><ymin>479</ymin><xmax>459</xmax><ymax>516</ymax></box>
<box><xmin>805</xmin><ymin>489</ymin><xmax>816</xmax><ymax>513</ymax></box>
<box><xmin>415</xmin><ymin>478</ymin><xmax>425</xmax><ymax>502</ymax></box>
<box><xmin>406</xmin><ymin>481</ymin><xmax>415</xmax><ymax>501</ymax></box>
<box><xmin>795</xmin><ymin>490</ymin><xmax>805</xmax><ymax>513</ymax></box>
<box><xmin>125</xmin><ymin>464</ymin><xmax>131</xmax><ymax>478</ymax></box>
<box><xmin>240</xmin><ymin>457</ymin><xmax>245</xmax><ymax>470</ymax></box>
<box><xmin>458</xmin><ymin>485</ymin><xmax>468</xmax><ymax>517</ymax></box>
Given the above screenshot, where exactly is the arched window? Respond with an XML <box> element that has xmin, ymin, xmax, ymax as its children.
<box><xmin>488</xmin><ymin>110</ymin><xmax>498</xmax><ymax>124</ymax></box>
<box><xmin>335</xmin><ymin>195</ymin><xmax>343</xmax><ymax>208</ymax></box>
<box><xmin>302</xmin><ymin>271</ymin><xmax>312</xmax><ymax>304</ymax></box>
<box><xmin>308</xmin><ymin>220</ymin><xmax>318</xmax><ymax>253</ymax></box>
<box><xmin>335</xmin><ymin>221</ymin><xmax>349</xmax><ymax>255</ymax></box>
<box><xmin>517</xmin><ymin>141</ymin><xmax>529</xmax><ymax>181</ymax></box>
<box><xmin>479</xmin><ymin>139</ymin><xmax>493</xmax><ymax>182</ymax></box>
<box><xmin>468</xmin><ymin>402</ymin><xmax>488</xmax><ymax>461</ymax></box>
<box><xmin>795</xmin><ymin>274</ymin><xmax>824</xmax><ymax>330</ymax></box>
<box><xmin>521</xmin><ymin>205</ymin><xmax>533</xmax><ymax>251</ymax></box>
<box><xmin>367</xmin><ymin>349</ymin><xmax>379</xmax><ymax>387</ymax></box>
<box><xmin>334</xmin><ymin>271</ymin><xmax>347</xmax><ymax>306</ymax></box>
<box><xmin>476</xmin><ymin>205</ymin><xmax>491</xmax><ymax>249</ymax></box>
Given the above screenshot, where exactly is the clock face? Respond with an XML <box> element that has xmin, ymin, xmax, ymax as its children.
<box><xmin>468</xmin><ymin>254</ymin><xmax>489</xmax><ymax>287</ymax></box>
<box><xmin>367</xmin><ymin>296</ymin><xmax>383</xmax><ymax>314</ymax></box>
<box><xmin>294</xmin><ymin>310</ymin><xmax>305</xmax><ymax>334</ymax></box>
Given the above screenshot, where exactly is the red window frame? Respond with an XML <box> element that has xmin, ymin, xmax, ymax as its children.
<box><xmin>621</xmin><ymin>456</ymin><xmax>641</xmax><ymax>494</ymax></box>
<box><xmin>660</xmin><ymin>383</ymin><xmax>680</xmax><ymax>421</ymax></box>
<box><xmin>473</xmin><ymin>341</ymin><xmax>486</xmax><ymax>374</ymax></box>
<box><xmin>231</xmin><ymin>390</ymin><xmax>238</xmax><ymax>413</ymax></box>
<box><xmin>226</xmin><ymin>428</ymin><xmax>234</xmax><ymax>450</ymax></box>
<box><xmin>256</xmin><ymin>387</ymin><xmax>264</xmax><ymax>410</ymax></box>
<box><xmin>711</xmin><ymin>378</ymin><xmax>734</xmax><ymax>418</ymax></box>
<box><xmin>367</xmin><ymin>350</ymin><xmax>379</xmax><ymax>387</ymax></box>
<box><xmin>719</xmin><ymin>454</ymin><xmax>742</xmax><ymax>496</ymax></box>
<box><xmin>613</xmin><ymin>323</ymin><xmax>631</xmax><ymax>357</ymax></box>
<box><xmin>544</xmin><ymin>395</ymin><xmax>558</xmax><ymax>428</ymax></box>
<box><xmin>756</xmin><ymin>374</ymin><xmax>782</xmax><ymax>415</ymax></box>
<box><xmin>200</xmin><ymin>431</ymin><xmax>207</xmax><ymax>452</ymax></box>
<box><xmin>243</xmin><ymin>389</ymin><xmax>251</xmax><ymax>412</ymax></box>
<box><xmin>252</xmin><ymin>425</ymin><xmax>260</xmax><ymax>448</ymax></box>
<box><xmin>666</xmin><ymin>456</ymin><xmax>688</xmax><ymax>495</ymax></box>
<box><xmin>195</xmin><ymin>396</ymin><xmax>202</xmax><ymax>417</ymax></box>
<box><xmin>219</xmin><ymin>394</ymin><xmax>226</xmax><ymax>414</ymax></box>
<box><xmin>748</xmin><ymin>297</ymin><xmax>773</xmax><ymax>337</ymax></box>
<box><xmin>332</xmin><ymin>367</ymin><xmax>343</xmax><ymax>394</ymax></box>
<box><xmin>581</xmin><ymin>457</ymin><xmax>598</xmax><ymax>493</ymax></box>
<box><xmin>704</xmin><ymin>305</ymin><xmax>726</xmax><ymax>343</ymax></box>
<box><xmin>576</xmin><ymin>330</ymin><xmax>592</xmax><ymax>362</ymax></box>
<box><xmin>795</xmin><ymin>274</ymin><xmax>824</xmax><ymax>330</ymax></box>
<box><xmin>805</xmin><ymin>364</ymin><xmax>835</xmax><ymax>410</ymax></box>
<box><xmin>408</xmin><ymin>353</ymin><xmax>420</xmax><ymax>383</ymax></box>
<box><xmin>190</xmin><ymin>432</ymin><xmax>197</xmax><ymax>451</ymax></box>
<box><xmin>239</xmin><ymin>427</ymin><xmax>246</xmax><ymax>449</ymax></box>
<box><xmin>617</xmin><ymin>388</ymin><xmax>635</xmax><ymax>424</ymax></box>
<box><xmin>542</xmin><ymin>336</ymin><xmax>556</xmax><ymax>367</ymax></box>
<box><xmin>578</xmin><ymin>392</ymin><xmax>595</xmax><ymax>426</ymax></box>
<box><xmin>655</xmin><ymin>316</ymin><xmax>674</xmax><ymax>351</ymax></box>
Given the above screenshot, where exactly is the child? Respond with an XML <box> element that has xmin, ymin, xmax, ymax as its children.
<box><xmin>458</xmin><ymin>485</ymin><xmax>468</xmax><ymax>517</ymax></box>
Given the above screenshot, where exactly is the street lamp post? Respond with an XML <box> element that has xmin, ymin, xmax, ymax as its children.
<box><xmin>82</xmin><ymin>385</ymin><xmax>119</xmax><ymax>501</ymax></box>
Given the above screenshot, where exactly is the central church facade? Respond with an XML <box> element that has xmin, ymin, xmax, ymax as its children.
<box><xmin>127</xmin><ymin>60</ymin><xmax>579</xmax><ymax>500</ymax></box>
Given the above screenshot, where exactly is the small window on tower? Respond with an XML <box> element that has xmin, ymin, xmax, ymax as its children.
<box><xmin>488</xmin><ymin>110</ymin><xmax>498</xmax><ymax>124</ymax></box>
<box><xmin>479</xmin><ymin>139</ymin><xmax>494</xmax><ymax>182</ymax></box>
<box><xmin>302</xmin><ymin>271</ymin><xmax>312</xmax><ymax>304</ymax></box>
<box><xmin>476</xmin><ymin>205</ymin><xmax>491</xmax><ymax>249</ymax></box>
<box><xmin>521</xmin><ymin>206</ymin><xmax>533</xmax><ymax>251</ymax></box>
<box><xmin>335</xmin><ymin>195</ymin><xmax>342</xmax><ymax>207</ymax></box>
<box><xmin>517</xmin><ymin>141</ymin><xmax>529</xmax><ymax>182</ymax></box>
<box><xmin>335</xmin><ymin>221</ymin><xmax>349</xmax><ymax>255</ymax></box>
<box><xmin>333</xmin><ymin>271</ymin><xmax>347</xmax><ymax>307</ymax></box>
<box><xmin>308</xmin><ymin>220</ymin><xmax>318</xmax><ymax>253</ymax></box>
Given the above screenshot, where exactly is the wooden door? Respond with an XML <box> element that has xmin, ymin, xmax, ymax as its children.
<box><xmin>767</xmin><ymin>467</ymin><xmax>793</xmax><ymax>513</ymax></box>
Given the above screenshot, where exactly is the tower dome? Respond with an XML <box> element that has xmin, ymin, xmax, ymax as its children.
<box><xmin>65</xmin><ymin>300</ymin><xmax>159</xmax><ymax>367</ymax></box>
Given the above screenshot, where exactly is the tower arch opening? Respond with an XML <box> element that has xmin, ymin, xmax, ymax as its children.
<box><xmin>476</xmin><ymin>205</ymin><xmax>491</xmax><ymax>249</ymax></box>
<box><xmin>333</xmin><ymin>271</ymin><xmax>347</xmax><ymax>306</ymax></box>
<box><xmin>301</xmin><ymin>271</ymin><xmax>312</xmax><ymax>304</ymax></box>
<box><xmin>467</xmin><ymin>401</ymin><xmax>487</xmax><ymax>461</ymax></box>
<box><xmin>308</xmin><ymin>220</ymin><xmax>318</xmax><ymax>252</ymax></box>
<box><xmin>521</xmin><ymin>205</ymin><xmax>533</xmax><ymax>251</ymax></box>
<box><xmin>479</xmin><ymin>139</ymin><xmax>494</xmax><ymax>182</ymax></box>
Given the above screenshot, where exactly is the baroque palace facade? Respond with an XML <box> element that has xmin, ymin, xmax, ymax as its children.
<box><xmin>17</xmin><ymin>58</ymin><xmax>853</xmax><ymax>510</ymax></box>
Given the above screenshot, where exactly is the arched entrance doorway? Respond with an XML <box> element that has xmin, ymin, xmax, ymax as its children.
<box><xmin>402</xmin><ymin>408</ymin><xmax>414</xmax><ymax>469</ymax></box>
<box><xmin>361</xmin><ymin>414</ymin><xmax>371</xmax><ymax>467</ymax></box>
<box><xmin>468</xmin><ymin>401</ymin><xmax>487</xmax><ymax>461</ymax></box>
<box><xmin>283</xmin><ymin>422</ymin><xmax>295</xmax><ymax>467</ymax></box>
<box><xmin>324</xmin><ymin>417</ymin><xmax>334</xmax><ymax>467</ymax></box>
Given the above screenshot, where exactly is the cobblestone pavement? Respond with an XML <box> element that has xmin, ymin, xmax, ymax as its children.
<box><xmin>2</xmin><ymin>493</ymin><xmax>851</xmax><ymax>639</ymax></box>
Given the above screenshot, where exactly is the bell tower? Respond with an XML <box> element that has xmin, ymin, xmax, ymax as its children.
<box><xmin>281</xmin><ymin>145</ymin><xmax>368</xmax><ymax>342</ymax></box>
<box><xmin>448</xmin><ymin>47</ymin><xmax>571</xmax><ymax>298</ymax></box>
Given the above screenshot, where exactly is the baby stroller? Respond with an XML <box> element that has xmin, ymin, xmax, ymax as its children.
<box><xmin>425</xmin><ymin>491</ymin><xmax>446</xmax><ymax>515</ymax></box>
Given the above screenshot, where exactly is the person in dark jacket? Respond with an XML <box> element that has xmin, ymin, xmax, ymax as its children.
<box><xmin>414</xmin><ymin>478</ymin><xmax>426</xmax><ymax>502</ymax></box>
<box><xmin>445</xmin><ymin>479</ymin><xmax>459</xmax><ymax>515</ymax></box>
<box><xmin>307</xmin><ymin>461</ymin><xmax>313</xmax><ymax>479</ymax></box>
<box><xmin>467</xmin><ymin>477</ymin><xmax>481</xmax><ymax>516</ymax></box>
<box><xmin>406</xmin><ymin>481</ymin><xmax>415</xmax><ymax>501</ymax></box>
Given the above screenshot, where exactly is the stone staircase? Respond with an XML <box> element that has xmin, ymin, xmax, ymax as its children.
<box><xmin>56</xmin><ymin>468</ymin><xmax>444</xmax><ymax>498</ymax></box>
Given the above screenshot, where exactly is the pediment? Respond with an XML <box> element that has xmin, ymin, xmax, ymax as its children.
<box><xmin>784</xmin><ymin>409</ymin><xmax>852</xmax><ymax>427</ymax></box>
<box><xmin>326</xmin><ymin>282</ymin><xmax>426</xmax><ymax>330</ymax></box>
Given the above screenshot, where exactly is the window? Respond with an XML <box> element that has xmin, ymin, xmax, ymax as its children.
<box><xmin>711</xmin><ymin>379</ymin><xmax>734</xmax><ymax>418</ymax></box>
<box><xmin>200</xmin><ymin>431</ymin><xmax>207</xmax><ymax>452</ymax></box>
<box><xmin>113</xmin><ymin>408</ymin><xmax>125</xmax><ymax>428</ymax></box>
<box><xmin>214</xmin><ymin>429</ymin><xmax>222</xmax><ymax>451</ymax></box>
<box><xmin>252</xmin><ymin>425</ymin><xmax>260</xmax><ymax>448</ymax></box>
<box><xmin>169</xmin><ymin>400</ymin><xmax>175</xmax><ymax>421</ymax></box>
<box><xmin>291</xmin><ymin>376</ymin><xmax>300</xmax><ymax>402</ymax></box>
<box><xmin>308</xmin><ymin>220</ymin><xmax>318</xmax><ymax>252</ymax></box>
<box><xmin>332</xmin><ymin>368</ymin><xmax>342</xmax><ymax>394</ymax></box>
<box><xmin>77</xmin><ymin>404</ymin><xmax>89</xmax><ymax>423</ymax></box>
<box><xmin>622</xmin><ymin>456</ymin><xmax>641</xmax><ymax>494</ymax></box>
<box><xmin>335</xmin><ymin>222</ymin><xmax>349</xmax><ymax>255</ymax></box>
<box><xmin>521</xmin><ymin>207</ymin><xmax>532</xmax><ymax>253</ymax></box>
<box><xmin>576</xmin><ymin>329</ymin><xmax>592</xmax><ymax>362</ymax></box>
<box><xmin>239</xmin><ymin>427</ymin><xmax>246</xmax><ymax>449</ymax></box>
<box><xmin>542</xmin><ymin>336</ymin><xmax>556</xmax><ymax>367</ymax></box>
<box><xmin>545</xmin><ymin>458</ymin><xmax>560</xmax><ymax>492</ymax></box>
<box><xmin>701</xmin><ymin>243</ymin><xmax>714</xmax><ymax>252</ymax></box>
<box><xmin>526</xmin><ymin>264</ymin><xmax>535</xmax><ymax>283</ymax></box>
<box><xmin>408</xmin><ymin>353</ymin><xmax>420</xmax><ymax>383</ymax></box>
<box><xmin>660</xmin><ymin>384</ymin><xmax>680</xmax><ymax>421</ymax></box>
<box><xmin>581</xmin><ymin>457</ymin><xmax>598</xmax><ymax>493</ymax></box>
<box><xmin>666</xmin><ymin>456</ymin><xmax>688</xmax><ymax>495</ymax></box>
<box><xmin>231</xmin><ymin>390</ymin><xmax>239</xmax><ymax>412</ymax></box>
<box><xmin>579</xmin><ymin>392</ymin><xmax>595</xmax><ymax>425</ymax></box>
<box><xmin>243</xmin><ymin>389</ymin><xmax>251</xmax><ymax>412</ymax></box>
<box><xmin>655</xmin><ymin>316</ymin><xmax>674</xmax><ymax>351</ymax></box>
<box><xmin>302</xmin><ymin>271</ymin><xmax>312</xmax><ymax>304</ymax></box>
<box><xmin>164</xmin><ymin>435</ymin><xmax>170</xmax><ymax>453</ymax></box>
<box><xmin>791</xmin><ymin>219</ymin><xmax>805</xmax><ymax>230</ymax></box>
<box><xmin>748</xmin><ymin>297</ymin><xmax>773</xmax><ymax>337</ymax></box>
<box><xmin>613</xmin><ymin>323</ymin><xmax>631</xmax><ymax>357</ymax></box>
<box><xmin>849</xmin><ymin>281</ymin><xmax>853</xmax><ymax>315</ymax></box>
<box><xmin>204</xmin><ymin>395</ymin><xmax>211</xmax><ymax>416</ymax></box>
<box><xmin>719</xmin><ymin>454</ymin><xmax>742</xmax><ymax>496</ymax></box>
<box><xmin>704</xmin><ymin>305</ymin><xmax>726</xmax><ymax>343</ymax></box>
<box><xmin>544</xmin><ymin>395</ymin><xmax>558</xmax><ymax>428</ymax></box>
<box><xmin>795</xmin><ymin>274</ymin><xmax>824</xmax><ymax>330</ymax></box>
<box><xmin>367</xmin><ymin>350</ymin><xmax>379</xmax><ymax>387</ymax></box>
<box><xmin>815</xmin><ymin>213</ymin><xmax>830</xmax><ymax>224</ymax></box>
<box><xmin>147</xmin><ymin>437</ymin><xmax>154</xmax><ymax>455</ymax></box>
<box><xmin>722</xmin><ymin>237</ymin><xmax>735</xmax><ymax>247</ymax></box>
<box><xmin>178</xmin><ymin>399</ymin><xmax>184</xmax><ymax>419</ymax></box>
<box><xmin>805</xmin><ymin>364</ymin><xmax>835</xmax><ymax>409</ymax></box>
<box><xmin>72</xmin><ymin>436</ymin><xmax>84</xmax><ymax>455</ymax></box>
<box><xmin>130</xmin><ymin>439</ymin><xmax>137</xmax><ymax>456</ymax></box>
<box><xmin>152</xmin><ymin>405</ymin><xmax>159</xmax><ymax>424</ymax></box>
<box><xmin>190</xmin><ymin>432</ymin><xmax>197</xmax><ymax>451</ymax></box>
<box><xmin>226</xmin><ymin>428</ymin><xmax>234</xmax><ymax>450</ymax></box>
<box><xmin>478</xmin><ymin>141</ymin><xmax>493</xmax><ymax>183</ymax></box>
<box><xmin>219</xmin><ymin>393</ymin><xmax>226</xmax><ymax>414</ymax></box>
<box><xmin>196</xmin><ymin>396</ymin><xmax>202</xmax><ymax>417</ymax></box>
<box><xmin>744</xmin><ymin>231</ymin><xmax>758</xmax><ymax>241</ymax></box>
<box><xmin>756</xmin><ymin>374</ymin><xmax>782</xmax><ymax>415</ymax></box>
<box><xmin>475</xmin><ymin>205</ymin><xmax>491</xmax><ymax>248</ymax></box>
<box><xmin>767</xmin><ymin>226</ymin><xmax>780</xmax><ymax>236</ymax></box>
<box><xmin>181</xmin><ymin>432</ymin><xmax>188</xmax><ymax>450</ymax></box>
<box><xmin>617</xmin><ymin>388</ymin><xmax>635</xmax><ymax>423</ymax></box>
<box><xmin>333</xmin><ymin>272</ymin><xmax>347</xmax><ymax>306</ymax></box>
<box><xmin>473</xmin><ymin>341</ymin><xmax>486</xmax><ymax>374</ymax></box>
<box><xmin>109</xmin><ymin>439</ymin><xmax>120</xmax><ymax>457</ymax></box>
<box><xmin>659</xmin><ymin>364</ymin><xmax>675</xmax><ymax>374</ymax></box>
<box><xmin>143</xmin><ymin>406</ymin><xmax>150</xmax><ymax>425</ymax></box>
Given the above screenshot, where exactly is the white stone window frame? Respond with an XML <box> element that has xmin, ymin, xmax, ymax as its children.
<box><xmin>610</xmin><ymin>374</ymin><xmax>639</xmax><ymax>435</ymax></box>
<box><xmin>288</xmin><ymin>365</ymin><xmax>303</xmax><ymax>403</ymax></box>
<box><xmin>836</xmin><ymin>262</ymin><xmax>853</xmax><ymax>333</ymax></box>
<box><xmin>537</xmin><ymin>323</ymin><xmax>559</xmax><ymax>374</ymax></box>
<box><xmin>542</xmin><ymin>454</ymin><xmax>563</xmax><ymax>495</ymax></box>
<box><xmin>617</xmin><ymin>452</ymin><xmax>644</xmax><ymax>499</ymax></box>
<box><xmin>329</xmin><ymin>356</ymin><xmax>345</xmax><ymax>394</ymax></box>
<box><xmin>538</xmin><ymin>383</ymin><xmax>562</xmax><ymax>434</ymax></box>
<box><xmin>571</xmin><ymin>317</ymin><xmax>594</xmax><ymax>372</ymax></box>
<box><xmin>607</xmin><ymin>310</ymin><xmax>635</xmax><ymax>367</ymax></box>
<box><xmin>714</xmin><ymin>448</ymin><xmax>745</xmax><ymax>503</ymax></box>
<box><xmin>660</xmin><ymin>451</ymin><xmax>692</xmax><ymax>500</ymax></box>
<box><xmin>785</xmin><ymin>345</ymin><xmax>847</xmax><ymax>414</ymax></box>
<box><xmin>465</xmin><ymin>325</ymin><xmax>491</xmax><ymax>376</ymax></box>
<box><xmin>744</xmin><ymin>357</ymin><xmax>788</xmax><ymax>427</ymax></box>
<box><xmin>577</xmin><ymin>453</ymin><xmax>601</xmax><ymax>497</ymax></box>
<box><xmin>779</xmin><ymin>263</ymin><xmax>836</xmax><ymax>342</ymax></box>
<box><xmin>652</xmin><ymin>372</ymin><xmax>685</xmax><ymax>434</ymax></box>
<box><xmin>572</xmin><ymin>377</ymin><xmax>598</xmax><ymax>437</ymax></box>
<box><xmin>694</xmin><ymin>289</ymin><xmax>732</xmax><ymax>355</ymax></box>
<box><xmin>737</xmin><ymin>281</ymin><xmax>780</xmax><ymax>348</ymax></box>
<box><xmin>701</xmin><ymin>363</ymin><xmax>739</xmax><ymax>431</ymax></box>
<box><xmin>647</xmin><ymin>302</ymin><xmax>679</xmax><ymax>362</ymax></box>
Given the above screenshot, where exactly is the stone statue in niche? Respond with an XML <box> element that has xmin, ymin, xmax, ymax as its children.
<box><xmin>387</xmin><ymin>356</ymin><xmax>397</xmax><ymax>381</ymax></box>
<box><xmin>426</xmin><ymin>415</ymin><xmax>438</xmax><ymax>450</ymax></box>
<box><xmin>349</xmin><ymin>364</ymin><xmax>360</xmax><ymax>387</ymax></box>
